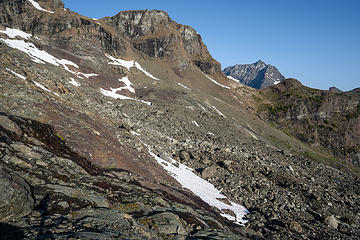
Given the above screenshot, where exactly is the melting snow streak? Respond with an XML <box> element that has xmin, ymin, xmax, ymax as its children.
<box><xmin>6</xmin><ymin>68</ymin><xmax>26</xmax><ymax>80</ymax></box>
<box><xmin>33</xmin><ymin>81</ymin><xmax>59</xmax><ymax>96</ymax></box>
<box><xmin>204</xmin><ymin>74</ymin><xmax>230</xmax><ymax>89</ymax></box>
<box><xmin>106</xmin><ymin>54</ymin><xmax>160</xmax><ymax>80</ymax></box>
<box><xmin>211</xmin><ymin>106</ymin><xmax>226</xmax><ymax>118</ymax></box>
<box><xmin>148</xmin><ymin>150</ymin><xmax>248</xmax><ymax>224</ymax></box>
<box><xmin>178</xmin><ymin>83</ymin><xmax>191</xmax><ymax>90</ymax></box>
<box><xmin>28</xmin><ymin>0</ymin><xmax>54</xmax><ymax>13</ymax></box>
<box><xmin>100</xmin><ymin>88</ymin><xmax>151</xmax><ymax>105</ymax></box>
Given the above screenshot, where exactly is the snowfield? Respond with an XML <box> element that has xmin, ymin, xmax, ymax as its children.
<box><xmin>148</xmin><ymin>150</ymin><xmax>248</xmax><ymax>225</ymax></box>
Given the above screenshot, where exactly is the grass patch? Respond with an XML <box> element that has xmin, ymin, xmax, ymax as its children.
<box><xmin>55</xmin><ymin>133</ymin><xmax>65</xmax><ymax>141</ymax></box>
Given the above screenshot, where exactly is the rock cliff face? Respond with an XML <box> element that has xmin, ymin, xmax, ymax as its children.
<box><xmin>260</xmin><ymin>79</ymin><xmax>360</xmax><ymax>166</ymax></box>
<box><xmin>223</xmin><ymin>60</ymin><xmax>285</xmax><ymax>89</ymax></box>
<box><xmin>0</xmin><ymin>0</ymin><xmax>360</xmax><ymax>239</ymax></box>
<box><xmin>104</xmin><ymin>10</ymin><xmax>221</xmax><ymax>75</ymax></box>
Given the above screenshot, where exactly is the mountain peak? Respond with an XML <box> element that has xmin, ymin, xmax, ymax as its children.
<box><xmin>223</xmin><ymin>61</ymin><xmax>285</xmax><ymax>89</ymax></box>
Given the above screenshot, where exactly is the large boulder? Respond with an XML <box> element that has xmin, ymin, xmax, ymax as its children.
<box><xmin>0</xmin><ymin>165</ymin><xmax>34</xmax><ymax>222</ymax></box>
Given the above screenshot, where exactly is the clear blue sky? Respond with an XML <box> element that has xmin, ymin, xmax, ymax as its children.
<box><xmin>62</xmin><ymin>0</ymin><xmax>360</xmax><ymax>91</ymax></box>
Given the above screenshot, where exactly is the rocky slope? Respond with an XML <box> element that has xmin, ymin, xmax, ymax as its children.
<box><xmin>0</xmin><ymin>0</ymin><xmax>359</xmax><ymax>239</ymax></box>
<box><xmin>223</xmin><ymin>60</ymin><xmax>285</xmax><ymax>89</ymax></box>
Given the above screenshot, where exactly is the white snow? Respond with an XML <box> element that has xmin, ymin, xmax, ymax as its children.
<box><xmin>192</xmin><ymin>121</ymin><xmax>200</xmax><ymax>127</ymax></box>
<box><xmin>100</xmin><ymin>88</ymin><xmax>151</xmax><ymax>105</ymax></box>
<box><xmin>106</xmin><ymin>54</ymin><xmax>136</xmax><ymax>70</ymax></box>
<box><xmin>118</xmin><ymin>76</ymin><xmax>135</xmax><ymax>93</ymax></box>
<box><xmin>130</xmin><ymin>130</ymin><xmax>141</xmax><ymax>136</ymax></box>
<box><xmin>92</xmin><ymin>18</ymin><xmax>98</xmax><ymax>20</ymax></box>
<box><xmin>106</xmin><ymin>54</ymin><xmax>160</xmax><ymax>80</ymax></box>
<box><xmin>33</xmin><ymin>81</ymin><xmax>59</xmax><ymax>96</ymax></box>
<box><xmin>0</xmin><ymin>38</ymin><xmax>74</xmax><ymax>67</ymax></box>
<box><xmin>0</xmin><ymin>38</ymin><xmax>99</xmax><ymax>79</ymax></box>
<box><xmin>69</xmin><ymin>78</ymin><xmax>80</xmax><ymax>87</ymax></box>
<box><xmin>134</xmin><ymin>62</ymin><xmax>160</xmax><ymax>80</ymax></box>
<box><xmin>226</xmin><ymin>75</ymin><xmax>239</xmax><ymax>82</ymax></box>
<box><xmin>0</xmin><ymin>27</ymin><xmax>32</xmax><ymax>39</ymax></box>
<box><xmin>211</xmin><ymin>105</ymin><xmax>226</xmax><ymax>118</ymax></box>
<box><xmin>208</xmin><ymin>132</ymin><xmax>215</xmax><ymax>136</ymax></box>
<box><xmin>148</xmin><ymin>150</ymin><xmax>248</xmax><ymax>225</ymax></box>
<box><xmin>204</xmin><ymin>74</ymin><xmax>230</xmax><ymax>89</ymax></box>
<box><xmin>28</xmin><ymin>0</ymin><xmax>54</xmax><ymax>13</ymax></box>
<box><xmin>177</xmin><ymin>83</ymin><xmax>191</xmax><ymax>90</ymax></box>
<box><xmin>80</xmin><ymin>73</ymin><xmax>98</xmax><ymax>78</ymax></box>
<box><xmin>274</xmin><ymin>80</ymin><xmax>281</xmax><ymax>85</ymax></box>
<box><xmin>6</xmin><ymin>68</ymin><xmax>26</xmax><ymax>80</ymax></box>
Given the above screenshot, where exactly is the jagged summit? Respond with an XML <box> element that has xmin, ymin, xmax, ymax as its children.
<box><xmin>223</xmin><ymin>60</ymin><xmax>285</xmax><ymax>89</ymax></box>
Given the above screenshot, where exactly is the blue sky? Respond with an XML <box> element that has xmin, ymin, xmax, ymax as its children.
<box><xmin>62</xmin><ymin>0</ymin><xmax>360</xmax><ymax>91</ymax></box>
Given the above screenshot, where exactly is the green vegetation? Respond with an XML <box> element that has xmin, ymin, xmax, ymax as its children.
<box><xmin>268</xmin><ymin>104</ymin><xmax>293</xmax><ymax>114</ymax></box>
<box><xmin>55</xmin><ymin>133</ymin><xmax>65</xmax><ymax>141</ymax></box>
<box><xmin>308</xmin><ymin>95</ymin><xmax>324</xmax><ymax>105</ymax></box>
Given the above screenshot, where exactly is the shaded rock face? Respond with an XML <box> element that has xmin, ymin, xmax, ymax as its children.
<box><xmin>223</xmin><ymin>60</ymin><xmax>285</xmax><ymax>89</ymax></box>
<box><xmin>105</xmin><ymin>10</ymin><xmax>221</xmax><ymax>74</ymax></box>
<box><xmin>0</xmin><ymin>165</ymin><xmax>34</xmax><ymax>222</ymax></box>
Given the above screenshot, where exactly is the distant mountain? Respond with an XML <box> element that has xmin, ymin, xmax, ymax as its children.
<box><xmin>223</xmin><ymin>60</ymin><xmax>285</xmax><ymax>89</ymax></box>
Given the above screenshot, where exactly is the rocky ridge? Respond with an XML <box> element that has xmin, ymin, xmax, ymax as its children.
<box><xmin>0</xmin><ymin>0</ymin><xmax>359</xmax><ymax>239</ymax></box>
<box><xmin>259</xmin><ymin>78</ymin><xmax>360</xmax><ymax>170</ymax></box>
<box><xmin>223</xmin><ymin>60</ymin><xmax>285</xmax><ymax>89</ymax></box>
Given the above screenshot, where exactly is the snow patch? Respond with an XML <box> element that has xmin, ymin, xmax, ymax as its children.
<box><xmin>106</xmin><ymin>54</ymin><xmax>160</xmax><ymax>80</ymax></box>
<box><xmin>211</xmin><ymin>105</ymin><xmax>226</xmax><ymax>118</ymax></box>
<box><xmin>0</xmin><ymin>27</ymin><xmax>32</xmax><ymax>39</ymax></box>
<box><xmin>33</xmin><ymin>81</ymin><xmax>59</xmax><ymax>96</ymax></box>
<box><xmin>226</xmin><ymin>75</ymin><xmax>239</xmax><ymax>82</ymax></box>
<box><xmin>28</xmin><ymin>0</ymin><xmax>54</xmax><ymax>13</ymax></box>
<box><xmin>192</xmin><ymin>121</ymin><xmax>199</xmax><ymax>127</ymax></box>
<box><xmin>177</xmin><ymin>83</ymin><xmax>191</xmax><ymax>90</ymax></box>
<box><xmin>0</xmin><ymin>38</ymin><xmax>98</xmax><ymax>79</ymax></box>
<box><xmin>6</xmin><ymin>68</ymin><xmax>26</xmax><ymax>80</ymax></box>
<box><xmin>130</xmin><ymin>131</ymin><xmax>140</xmax><ymax>136</ymax></box>
<box><xmin>118</xmin><ymin>76</ymin><xmax>135</xmax><ymax>93</ymax></box>
<box><xmin>81</xmin><ymin>73</ymin><xmax>98</xmax><ymax>78</ymax></box>
<box><xmin>148</xmin><ymin>150</ymin><xmax>248</xmax><ymax>225</ymax></box>
<box><xmin>204</xmin><ymin>74</ymin><xmax>230</xmax><ymax>89</ymax></box>
<box><xmin>274</xmin><ymin>80</ymin><xmax>281</xmax><ymax>85</ymax></box>
<box><xmin>100</xmin><ymin>88</ymin><xmax>151</xmax><ymax>105</ymax></box>
<box><xmin>69</xmin><ymin>78</ymin><xmax>80</xmax><ymax>87</ymax></box>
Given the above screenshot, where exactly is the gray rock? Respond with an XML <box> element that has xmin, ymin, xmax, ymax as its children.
<box><xmin>0</xmin><ymin>115</ymin><xmax>22</xmax><ymax>136</ymax></box>
<box><xmin>324</xmin><ymin>215</ymin><xmax>339</xmax><ymax>229</ymax></box>
<box><xmin>0</xmin><ymin>165</ymin><xmax>34</xmax><ymax>222</ymax></box>
<box><xmin>223</xmin><ymin>60</ymin><xmax>285</xmax><ymax>89</ymax></box>
<box><xmin>201</xmin><ymin>165</ymin><xmax>217</xmax><ymax>179</ymax></box>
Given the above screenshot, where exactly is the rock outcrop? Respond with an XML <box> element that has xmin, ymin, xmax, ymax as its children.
<box><xmin>0</xmin><ymin>165</ymin><xmax>34</xmax><ymax>222</ymax></box>
<box><xmin>260</xmin><ymin>79</ymin><xmax>360</xmax><ymax>166</ymax></box>
<box><xmin>104</xmin><ymin>10</ymin><xmax>221</xmax><ymax>75</ymax></box>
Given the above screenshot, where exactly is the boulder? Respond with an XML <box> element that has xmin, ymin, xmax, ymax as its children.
<box><xmin>0</xmin><ymin>165</ymin><xmax>34</xmax><ymax>222</ymax></box>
